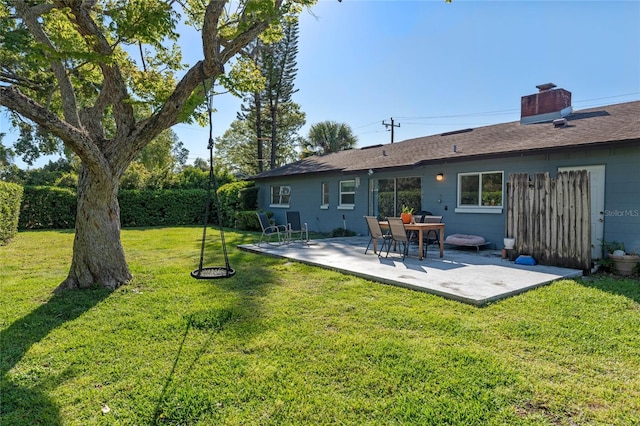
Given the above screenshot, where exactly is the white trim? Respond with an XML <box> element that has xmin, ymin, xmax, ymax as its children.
<box><xmin>339</xmin><ymin>179</ymin><xmax>356</xmax><ymax>207</ymax></box>
<box><xmin>320</xmin><ymin>204</ymin><xmax>329</xmax><ymax>210</ymax></box>
<box><xmin>270</xmin><ymin>185</ymin><xmax>291</xmax><ymax>205</ymax></box>
<box><xmin>455</xmin><ymin>207</ymin><xmax>503</xmax><ymax>214</ymax></box>
<box><xmin>269</xmin><ymin>204</ymin><xmax>290</xmax><ymax>209</ymax></box>
<box><xmin>457</xmin><ymin>171</ymin><xmax>504</xmax><ymax>208</ymax></box>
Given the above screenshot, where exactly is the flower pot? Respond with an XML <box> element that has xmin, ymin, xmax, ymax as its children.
<box><xmin>400</xmin><ymin>213</ymin><xmax>412</xmax><ymax>224</ymax></box>
<box><xmin>503</xmin><ymin>238</ymin><xmax>515</xmax><ymax>250</ymax></box>
<box><xmin>608</xmin><ymin>253</ymin><xmax>640</xmax><ymax>276</ymax></box>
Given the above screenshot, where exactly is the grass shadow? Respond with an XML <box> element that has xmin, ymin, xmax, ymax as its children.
<box><xmin>577</xmin><ymin>273</ymin><xmax>640</xmax><ymax>303</ymax></box>
<box><xmin>151</xmin><ymin>308</ymin><xmax>236</xmax><ymax>424</ymax></box>
<box><xmin>0</xmin><ymin>288</ymin><xmax>111</xmax><ymax>425</ymax></box>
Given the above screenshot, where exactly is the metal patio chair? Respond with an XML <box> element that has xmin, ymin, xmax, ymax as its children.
<box><xmin>286</xmin><ymin>211</ymin><xmax>309</xmax><ymax>244</ymax></box>
<box><xmin>256</xmin><ymin>212</ymin><xmax>287</xmax><ymax>246</ymax></box>
<box><xmin>364</xmin><ymin>216</ymin><xmax>392</xmax><ymax>255</ymax></box>
<box><xmin>382</xmin><ymin>217</ymin><xmax>410</xmax><ymax>261</ymax></box>
<box><xmin>421</xmin><ymin>215</ymin><xmax>443</xmax><ymax>257</ymax></box>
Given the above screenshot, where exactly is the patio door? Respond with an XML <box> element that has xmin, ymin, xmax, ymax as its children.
<box><xmin>369</xmin><ymin>176</ymin><xmax>422</xmax><ymax>218</ymax></box>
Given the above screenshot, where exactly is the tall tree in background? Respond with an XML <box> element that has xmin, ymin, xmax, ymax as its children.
<box><xmin>302</xmin><ymin>121</ymin><xmax>358</xmax><ymax>157</ymax></box>
<box><xmin>237</xmin><ymin>16</ymin><xmax>302</xmax><ymax>171</ymax></box>
<box><xmin>216</xmin><ymin>100</ymin><xmax>305</xmax><ymax>176</ymax></box>
<box><xmin>0</xmin><ymin>0</ymin><xmax>315</xmax><ymax>291</ymax></box>
<box><xmin>119</xmin><ymin>129</ymin><xmax>188</xmax><ymax>189</ymax></box>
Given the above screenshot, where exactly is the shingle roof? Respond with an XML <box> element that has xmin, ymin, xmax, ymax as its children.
<box><xmin>252</xmin><ymin>101</ymin><xmax>640</xmax><ymax>180</ymax></box>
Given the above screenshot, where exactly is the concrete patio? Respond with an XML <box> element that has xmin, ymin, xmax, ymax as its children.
<box><xmin>238</xmin><ymin>236</ymin><xmax>583</xmax><ymax>306</ymax></box>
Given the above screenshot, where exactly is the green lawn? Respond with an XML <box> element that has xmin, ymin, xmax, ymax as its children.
<box><xmin>1</xmin><ymin>227</ymin><xmax>639</xmax><ymax>425</ymax></box>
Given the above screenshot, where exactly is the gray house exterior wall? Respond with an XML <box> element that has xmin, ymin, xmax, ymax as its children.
<box><xmin>256</xmin><ymin>142</ymin><xmax>640</xmax><ymax>254</ymax></box>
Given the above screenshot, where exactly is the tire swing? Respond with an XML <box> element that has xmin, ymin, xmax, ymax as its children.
<box><xmin>191</xmin><ymin>81</ymin><xmax>235</xmax><ymax>280</ymax></box>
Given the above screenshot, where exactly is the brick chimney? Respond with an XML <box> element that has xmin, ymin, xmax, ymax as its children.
<box><xmin>520</xmin><ymin>83</ymin><xmax>572</xmax><ymax>124</ymax></box>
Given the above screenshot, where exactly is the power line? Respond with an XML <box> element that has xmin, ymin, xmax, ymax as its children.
<box><xmin>391</xmin><ymin>92</ymin><xmax>640</xmax><ymax>122</ymax></box>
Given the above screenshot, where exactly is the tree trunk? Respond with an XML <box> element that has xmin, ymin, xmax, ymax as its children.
<box><xmin>270</xmin><ymin>101</ymin><xmax>278</xmax><ymax>170</ymax></box>
<box><xmin>56</xmin><ymin>167</ymin><xmax>132</xmax><ymax>291</ymax></box>
<box><xmin>255</xmin><ymin>92</ymin><xmax>264</xmax><ymax>173</ymax></box>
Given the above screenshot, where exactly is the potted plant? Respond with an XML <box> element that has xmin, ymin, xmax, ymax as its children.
<box><xmin>503</xmin><ymin>237</ymin><xmax>515</xmax><ymax>250</ymax></box>
<box><xmin>602</xmin><ymin>241</ymin><xmax>640</xmax><ymax>276</ymax></box>
<box><xmin>400</xmin><ymin>205</ymin><xmax>414</xmax><ymax>224</ymax></box>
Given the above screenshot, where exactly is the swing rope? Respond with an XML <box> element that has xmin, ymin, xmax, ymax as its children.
<box><xmin>191</xmin><ymin>80</ymin><xmax>235</xmax><ymax>279</ymax></box>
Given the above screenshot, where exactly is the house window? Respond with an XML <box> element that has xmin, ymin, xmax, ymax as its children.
<box><xmin>457</xmin><ymin>171</ymin><xmax>503</xmax><ymax>212</ymax></box>
<box><xmin>321</xmin><ymin>182</ymin><xmax>329</xmax><ymax>209</ymax></box>
<box><xmin>270</xmin><ymin>185</ymin><xmax>291</xmax><ymax>207</ymax></box>
<box><xmin>339</xmin><ymin>179</ymin><xmax>356</xmax><ymax>209</ymax></box>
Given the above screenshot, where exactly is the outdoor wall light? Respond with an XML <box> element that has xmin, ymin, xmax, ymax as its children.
<box><xmin>436</xmin><ymin>173</ymin><xmax>444</xmax><ymax>182</ymax></box>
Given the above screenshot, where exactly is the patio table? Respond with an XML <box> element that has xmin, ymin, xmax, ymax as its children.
<box><xmin>379</xmin><ymin>221</ymin><xmax>445</xmax><ymax>260</ymax></box>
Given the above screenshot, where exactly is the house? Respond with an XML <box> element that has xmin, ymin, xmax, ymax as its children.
<box><xmin>251</xmin><ymin>85</ymin><xmax>640</xmax><ymax>259</ymax></box>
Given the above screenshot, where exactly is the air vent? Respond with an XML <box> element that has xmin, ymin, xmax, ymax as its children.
<box><xmin>553</xmin><ymin>118</ymin><xmax>567</xmax><ymax>128</ymax></box>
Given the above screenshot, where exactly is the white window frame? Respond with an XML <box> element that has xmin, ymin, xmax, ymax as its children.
<box><xmin>338</xmin><ymin>179</ymin><xmax>356</xmax><ymax>210</ymax></box>
<box><xmin>269</xmin><ymin>185</ymin><xmax>291</xmax><ymax>208</ymax></box>
<box><xmin>320</xmin><ymin>182</ymin><xmax>330</xmax><ymax>209</ymax></box>
<box><xmin>455</xmin><ymin>171</ymin><xmax>503</xmax><ymax>214</ymax></box>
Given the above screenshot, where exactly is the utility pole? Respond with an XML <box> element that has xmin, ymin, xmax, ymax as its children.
<box><xmin>382</xmin><ymin>117</ymin><xmax>400</xmax><ymax>143</ymax></box>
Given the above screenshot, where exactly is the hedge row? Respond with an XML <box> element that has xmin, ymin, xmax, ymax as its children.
<box><xmin>0</xmin><ymin>181</ymin><xmax>24</xmax><ymax>244</ymax></box>
<box><xmin>18</xmin><ymin>186</ymin><xmax>77</xmax><ymax>230</ymax></box>
<box><xmin>17</xmin><ymin>183</ymin><xmax>259</xmax><ymax>230</ymax></box>
<box><xmin>118</xmin><ymin>189</ymin><xmax>210</xmax><ymax>227</ymax></box>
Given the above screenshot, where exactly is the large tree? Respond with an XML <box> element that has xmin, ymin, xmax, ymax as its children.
<box><xmin>215</xmin><ymin>100</ymin><xmax>305</xmax><ymax>176</ymax></box>
<box><xmin>237</xmin><ymin>15</ymin><xmax>301</xmax><ymax>171</ymax></box>
<box><xmin>0</xmin><ymin>0</ymin><xmax>315</xmax><ymax>291</ymax></box>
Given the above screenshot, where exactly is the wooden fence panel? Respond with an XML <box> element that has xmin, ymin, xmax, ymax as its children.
<box><xmin>506</xmin><ymin>171</ymin><xmax>591</xmax><ymax>270</ymax></box>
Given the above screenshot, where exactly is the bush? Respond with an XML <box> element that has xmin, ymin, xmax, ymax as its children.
<box><xmin>19</xmin><ymin>186</ymin><xmax>77</xmax><ymax>229</ymax></box>
<box><xmin>328</xmin><ymin>227</ymin><xmax>356</xmax><ymax>237</ymax></box>
<box><xmin>118</xmin><ymin>189</ymin><xmax>209</xmax><ymax>227</ymax></box>
<box><xmin>18</xmin><ymin>186</ymin><xmax>212</xmax><ymax>230</ymax></box>
<box><xmin>238</xmin><ymin>184</ymin><xmax>259</xmax><ymax>210</ymax></box>
<box><xmin>0</xmin><ymin>181</ymin><xmax>24</xmax><ymax>244</ymax></box>
<box><xmin>234</xmin><ymin>210</ymin><xmax>262</xmax><ymax>231</ymax></box>
<box><xmin>216</xmin><ymin>181</ymin><xmax>255</xmax><ymax>227</ymax></box>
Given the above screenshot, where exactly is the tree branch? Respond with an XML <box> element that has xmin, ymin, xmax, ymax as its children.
<box><xmin>0</xmin><ymin>86</ymin><xmax>111</xmax><ymax>180</ymax></box>
<box><xmin>60</xmin><ymin>0</ymin><xmax>136</xmax><ymax>141</ymax></box>
<box><xmin>13</xmin><ymin>0</ymin><xmax>81</xmax><ymax>128</ymax></box>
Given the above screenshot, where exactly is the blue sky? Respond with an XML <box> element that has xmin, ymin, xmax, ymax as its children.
<box><xmin>169</xmin><ymin>0</ymin><xmax>640</xmax><ymax>163</ymax></box>
<box><xmin>3</xmin><ymin>0</ymin><xmax>639</xmax><ymax>168</ymax></box>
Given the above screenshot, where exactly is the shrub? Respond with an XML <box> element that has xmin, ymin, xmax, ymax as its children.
<box><xmin>118</xmin><ymin>189</ymin><xmax>209</xmax><ymax>227</ymax></box>
<box><xmin>328</xmin><ymin>227</ymin><xmax>356</xmax><ymax>237</ymax></box>
<box><xmin>238</xmin><ymin>184</ymin><xmax>258</xmax><ymax>210</ymax></box>
<box><xmin>216</xmin><ymin>181</ymin><xmax>254</xmax><ymax>227</ymax></box>
<box><xmin>19</xmin><ymin>186</ymin><xmax>77</xmax><ymax>229</ymax></box>
<box><xmin>234</xmin><ymin>210</ymin><xmax>262</xmax><ymax>231</ymax></box>
<box><xmin>18</xmin><ymin>187</ymin><xmax>211</xmax><ymax>230</ymax></box>
<box><xmin>0</xmin><ymin>181</ymin><xmax>24</xmax><ymax>244</ymax></box>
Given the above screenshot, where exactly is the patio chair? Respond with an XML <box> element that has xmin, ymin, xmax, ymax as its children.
<box><xmin>364</xmin><ymin>216</ymin><xmax>392</xmax><ymax>255</ymax></box>
<box><xmin>286</xmin><ymin>211</ymin><xmax>309</xmax><ymax>243</ymax></box>
<box><xmin>421</xmin><ymin>215</ymin><xmax>443</xmax><ymax>257</ymax></box>
<box><xmin>408</xmin><ymin>211</ymin><xmax>433</xmax><ymax>243</ymax></box>
<box><xmin>382</xmin><ymin>217</ymin><xmax>409</xmax><ymax>261</ymax></box>
<box><xmin>256</xmin><ymin>212</ymin><xmax>287</xmax><ymax>246</ymax></box>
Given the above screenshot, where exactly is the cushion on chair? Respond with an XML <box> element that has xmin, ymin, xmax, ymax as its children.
<box><xmin>445</xmin><ymin>234</ymin><xmax>486</xmax><ymax>246</ymax></box>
